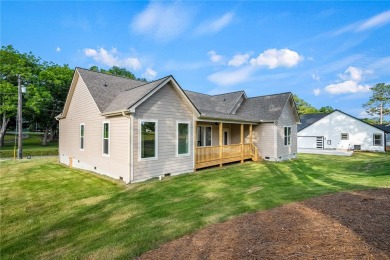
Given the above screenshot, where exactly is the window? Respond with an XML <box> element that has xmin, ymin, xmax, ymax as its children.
<box><xmin>177</xmin><ymin>122</ymin><xmax>190</xmax><ymax>156</ymax></box>
<box><xmin>197</xmin><ymin>126</ymin><xmax>212</xmax><ymax>147</ymax></box>
<box><xmin>341</xmin><ymin>133</ymin><xmax>349</xmax><ymax>140</ymax></box>
<box><xmin>373</xmin><ymin>133</ymin><xmax>382</xmax><ymax>146</ymax></box>
<box><xmin>103</xmin><ymin>122</ymin><xmax>109</xmax><ymax>155</ymax></box>
<box><xmin>284</xmin><ymin>126</ymin><xmax>291</xmax><ymax>146</ymax></box>
<box><xmin>80</xmin><ymin>124</ymin><xmax>85</xmax><ymax>150</ymax></box>
<box><xmin>140</xmin><ymin>120</ymin><xmax>157</xmax><ymax>159</ymax></box>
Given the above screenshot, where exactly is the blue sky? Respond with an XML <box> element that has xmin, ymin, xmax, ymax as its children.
<box><xmin>2</xmin><ymin>1</ymin><xmax>390</xmax><ymax>119</ymax></box>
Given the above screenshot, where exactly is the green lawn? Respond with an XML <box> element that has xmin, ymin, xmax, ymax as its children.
<box><xmin>1</xmin><ymin>152</ymin><xmax>389</xmax><ymax>259</ymax></box>
<box><xmin>0</xmin><ymin>133</ymin><xmax>58</xmax><ymax>158</ymax></box>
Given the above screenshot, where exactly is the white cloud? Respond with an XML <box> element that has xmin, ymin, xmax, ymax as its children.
<box><xmin>195</xmin><ymin>12</ymin><xmax>234</xmax><ymax>34</ymax></box>
<box><xmin>311</xmin><ymin>72</ymin><xmax>320</xmax><ymax>81</ymax></box>
<box><xmin>357</xmin><ymin>10</ymin><xmax>390</xmax><ymax>31</ymax></box>
<box><xmin>250</xmin><ymin>48</ymin><xmax>302</xmax><ymax>69</ymax></box>
<box><xmin>208</xmin><ymin>50</ymin><xmax>223</xmax><ymax>63</ymax></box>
<box><xmin>207</xmin><ymin>66</ymin><xmax>255</xmax><ymax>86</ymax></box>
<box><xmin>313</xmin><ymin>88</ymin><xmax>321</xmax><ymax>96</ymax></box>
<box><xmin>131</xmin><ymin>2</ymin><xmax>193</xmax><ymax>42</ymax></box>
<box><xmin>56</xmin><ymin>47</ymin><xmax>61</xmax><ymax>52</ymax></box>
<box><xmin>142</xmin><ymin>67</ymin><xmax>157</xmax><ymax>80</ymax></box>
<box><xmin>84</xmin><ymin>47</ymin><xmax>142</xmax><ymax>71</ymax></box>
<box><xmin>228</xmin><ymin>53</ymin><xmax>250</xmax><ymax>67</ymax></box>
<box><xmin>324</xmin><ymin>80</ymin><xmax>371</xmax><ymax>95</ymax></box>
<box><xmin>339</xmin><ymin>66</ymin><xmax>372</xmax><ymax>82</ymax></box>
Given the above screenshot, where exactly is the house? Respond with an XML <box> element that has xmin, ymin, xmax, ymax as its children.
<box><xmin>297</xmin><ymin>110</ymin><xmax>386</xmax><ymax>152</ymax></box>
<box><xmin>373</xmin><ymin>124</ymin><xmax>390</xmax><ymax>150</ymax></box>
<box><xmin>56</xmin><ymin>68</ymin><xmax>300</xmax><ymax>183</ymax></box>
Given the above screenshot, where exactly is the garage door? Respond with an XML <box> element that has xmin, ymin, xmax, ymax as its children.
<box><xmin>298</xmin><ymin>136</ymin><xmax>324</xmax><ymax>149</ymax></box>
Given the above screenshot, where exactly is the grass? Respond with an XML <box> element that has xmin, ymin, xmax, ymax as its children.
<box><xmin>0</xmin><ymin>133</ymin><xmax>58</xmax><ymax>158</ymax></box>
<box><xmin>1</xmin><ymin>152</ymin><xmax>389</xmax><ymax>259</ymax></box>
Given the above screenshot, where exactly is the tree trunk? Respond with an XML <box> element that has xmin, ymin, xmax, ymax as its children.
<box><xmin>0</xmin><ymin>113</ymin><xmax>10</xmax><ymax>147</ymax></box>
<box><xmin>380</xmin><ymin>101</ymin><xmax>383</xmax><ymax>124</ymax></box>
<box><xmin>42</xmin><ymin>128</ymin><xmax>49</xmax><ymax>146</ymax></box>
<box><xmin>47</xmin><ymin>125</ymin><xmax>54</xmax><ymax>142</ymax></box>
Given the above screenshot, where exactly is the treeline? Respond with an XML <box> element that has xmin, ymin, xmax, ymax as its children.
<box><xmin>0</xmin><ymin>45</ymin><xmax>142</xmax><ymax>146</ymax></box>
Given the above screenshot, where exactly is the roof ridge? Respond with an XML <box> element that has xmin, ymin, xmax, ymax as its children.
<box><xmin>212</xmin><ymin>90</ymin><xmax>245</xmax><ymax>97</ymax></box>
<box><xmin>124</xmin><ymin>75</ymin><xmax>170</xmax><ymax>92</ymax></box>
<box><xmin>184</xmin><ymin>89</ymin><xmax>212</xmax><ymax>96</ymax></box>
<box><xmin>76</xmin><ymin>67</ymin><xmax>145</xmax><ymax>83</ymax></box>
<box><xmin>246</xmin><ymin>91</ymin><xmax>292</xmax><ymax>99</ymax></box>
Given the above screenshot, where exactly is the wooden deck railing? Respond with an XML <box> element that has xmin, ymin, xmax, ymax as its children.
<box><xmin>195</xmin><ymin>143</ymin><xmax>259</xmax><ymax>169</ymax></box>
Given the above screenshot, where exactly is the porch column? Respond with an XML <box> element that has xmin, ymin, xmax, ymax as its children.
<box><xmin>194</xmin><ymin>120</ymin><xmax>197</xmax><ymax>171</ymax></box>
<box><xmin>219</xmin><ymin>122</ymin><xmax>223</xmax><ymax>167</ymax></box>
<box><xmin>250</xmin><ymin>124</ymin><xmax>253</xmax><ymax>144</ymax></box>
<box><xmin>241</xmin><ymin>124</ymin><xmax>244</xmax><ymax>163</ymax></box>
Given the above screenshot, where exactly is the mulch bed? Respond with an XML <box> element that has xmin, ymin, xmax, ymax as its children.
<box><xmin>139</xmin><ymin>189</ymin><xmax>390</xmax><ymax>259</ymax></box>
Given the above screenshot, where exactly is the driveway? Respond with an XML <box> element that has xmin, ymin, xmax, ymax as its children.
<box><xmin>298</xmin><ymin>148</ymin><xmax>354</xmax><ymax>156</ymax></box>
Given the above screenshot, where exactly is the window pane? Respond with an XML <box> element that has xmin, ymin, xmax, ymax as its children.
<box><xmin>80</xmin><ymin>125</ymin><xmax>84</xmax><ymax>137</ymax></box>
<box><xmin>103</xmin><ymin>139</ymin><xmax>109</xmax><ymax>154</ymax></box>
<box><xmin>374</xmin><ymin>134</ymin><xmax>382</xmax><ymax>146</ymax></box>
<box><xmin>81</xmin><ymin>137</ymin><xmax>84</xmax><ymax>149</ymax></box>
<box><xmin>205</xmin><ymin>127</ymin><xmax>212</xmax><ymax>146</ymax></box>
<box><xmin>178</xmin><ymin>123</ymin><xmax>189</xmax><ymax>154</ymax></box>
<box><xmin>141</xmin><ymin>121</ymin><xmax>156</xmax><ymax>158</ymax></box>
<box><xmin>104</xmin><ymin>123</ymin><xmax>109</xmax><ymax>138</ymax></box>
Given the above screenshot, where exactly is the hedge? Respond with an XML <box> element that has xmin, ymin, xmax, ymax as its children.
<box><xmin>0</xmin><ymin>149</ymin><xmax>58</xmax><ymax>158</ymax></box>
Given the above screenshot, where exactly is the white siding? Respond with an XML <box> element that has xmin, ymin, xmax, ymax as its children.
<box><xmin>298</xmin><ymin>111</ymin><xmax>385</xmax><ymax>152</ymax></box>
<box><xmin>59</xmin><ymin>73</ymin><xmax>130</xmax><ymax>182</ymax></box>
<box><xmin>253</xmin><ymin>123</ymin><xmax>276</xmax><ymax>160</ymax></box>
<box><xmin>132</xmin><ymin>83</ymin><xmax>194</xmax><ymax>181</ymax></box>
<box><xmin>276</xmin><ymin>100</ymin><xmax>298</xmax><ymax>160</ymax></box>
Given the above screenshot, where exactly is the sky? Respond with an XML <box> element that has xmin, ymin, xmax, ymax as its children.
<box><xmin>2</xmin><ymin>1</ymin><xmax>390</xmax><ymax>120</ymax></box>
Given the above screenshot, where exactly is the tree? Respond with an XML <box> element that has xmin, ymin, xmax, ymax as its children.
<box><xmin>363</xmin><ymin>83</ymin><xmax>390</xmax><ymax>124</ymax></box>
<box><xmin>27</xmin><ymin>63</ymin><xmax>73</xmax><ymax>145</ymax></box>
<box><xmin>318</xmin><ymin>106</ymin><xmax>334</xmax><ymax>113</ymax></box>
<box><xmin>89</xmin><ymin>66</ymin><xmax>147</xmax><ymax>82</ymax></box>
<box><xmin>0</xmin><ymin>45</ymin><xmax>41</xmax><ymax>146</ymax></box>
<box><xmin>293</xmin><ymin>94</ymin><xmax>319</xmax><ymax>115</ymax></box>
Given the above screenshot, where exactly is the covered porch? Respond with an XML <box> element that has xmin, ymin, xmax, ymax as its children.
<box><xmin>194</xmin><ymin>121</ymin><xmax>259</xmax><ymax>169</ymax></box>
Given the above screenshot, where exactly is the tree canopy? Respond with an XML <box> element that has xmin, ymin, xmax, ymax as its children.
<box><xmin>362</xmin><ymin>83</ymin><xmax>390</xmax><ymax>124</ymax></box>
<box><xmin>293</xmin><ymin>94</ymin><xmax>334</xmax><ymax>115</ymax></box>
<box><xmin>89</xmin><ymin>66</ymin><xmax>147</xmax><ymax>82</ymax></box>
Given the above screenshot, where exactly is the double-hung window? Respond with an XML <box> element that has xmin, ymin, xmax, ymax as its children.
<box><xmin>102</xmin><ymin>122</ymin><xmax>109</xmax><ymax>156</ymax></box>
<box><xmin>341</xmin><ymin>133</ymin><xmax>349</xmax><ymax>140</ymax></box>
<box><xmin>197</xmin><ymin>126</ymin><xmax>212</xmax><ymax>147</ymax></box>
<box><xmin>140</xmin><ymin>120</ymin><xmax>157</xmax><ymax>159</ymax></box>
<box><xmin>177</xmin><ymin>122</ymin><xmax>190</xmax><ymax>156</ymax></box>
<box><xmin>80</xmin><ymin>124</ymin><xmax>85</xmax><ymax>150</ymax></box>
<box><xmin>373</xmin><ymin>133</ymin><xmax>382</xmax><ymax>146</ymax></box>
<box><xmin>284</xmin><ymin>126</ymin><xmax>291</xmax><ymax>146</ymax></box>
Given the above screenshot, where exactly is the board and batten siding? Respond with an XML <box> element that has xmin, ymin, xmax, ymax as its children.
<box><xmin>59</xmin><ymin>73</ymin><xmax>130</xmax><ymax>182</ymax></box>
<box><xmin>132</xmin><ymin>82</ymin><xmax>194</xmax><ymax>182</ymax></box>
<box><xmin>276</xmin><ymin>100</ymin><xmax>298</xmax><ymax>160</ymax></box>
<box><xmin>298</xmin><ymin>110</ymin><xmax>385</xmax><ymax>152</ymax></box>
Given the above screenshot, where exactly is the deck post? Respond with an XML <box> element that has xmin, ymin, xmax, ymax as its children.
<box><xmin>219</xmin><ymin>122</ymin><xmax>223</xmax><ymax>167</ymax></box>
<box><xmin>250</xmin><ymin>124</ymin><xmax>253</xmax><ymax>144</ymax></box>
<box><xmin>241</xmin><ymin>124</ymin><xmax>244</xmax><ymax>163</ymax></box>
<box><xmin>194</xmin><ymin>120</ymin><xmax>197</xmax><ymax>171</ymax></box>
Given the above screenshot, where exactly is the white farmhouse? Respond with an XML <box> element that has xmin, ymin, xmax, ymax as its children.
<box><xmin>298</xmin><ymin>110</ymin><xmax>386</xmax><ymax>152</ymax></box>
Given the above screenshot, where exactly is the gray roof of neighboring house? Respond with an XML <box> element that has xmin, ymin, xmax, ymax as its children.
<box><xmin>374</xmin><ymin>124</ymin><xmax>390</xmax><ymax>133</ymax></box>
<box><xmin>298</xmin><ymin>113</ymin><xmax>329</xmax><ymax>132</ymax></box>
<box><xmin>76</xmin><ymin>68</ymin><xmax>295</xmax><ymax>122</ymax></box>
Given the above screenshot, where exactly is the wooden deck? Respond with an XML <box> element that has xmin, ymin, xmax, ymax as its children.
<box><xmin>195</xmin><ymin>143</ymin><xmax>259</xmax><ymax>169</ymax></box>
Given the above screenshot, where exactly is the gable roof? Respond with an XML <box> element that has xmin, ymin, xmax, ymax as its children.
<box><xmin>373</xmin><ymin>124</ymin><xmax>390</xmax><ymax>133</ymax></box>
<box><xmin>298</xmin><ymin>109</ymin><xmax>386</xmax><ymax>132</ymax></box>
<box><xmin>184</xmin><ymin>90</ymin><xmax>295</xmax><ymax>123</ymax></box>
<box><xmin>298</xmin><ymin>113</ymin><xmax>329</xmax><ymax>131</ymax></box>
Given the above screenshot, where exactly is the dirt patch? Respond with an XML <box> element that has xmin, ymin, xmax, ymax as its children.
<box><xmin>139</xmin><ymin>189</ymin><xmax>390</xmax><ymax>259</ymax></box>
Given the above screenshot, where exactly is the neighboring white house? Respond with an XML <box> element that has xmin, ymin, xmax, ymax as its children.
<box><xmin>297</xmin><ymin>110</ymin><xmax>386</xmax><ymax>152</ymax></box>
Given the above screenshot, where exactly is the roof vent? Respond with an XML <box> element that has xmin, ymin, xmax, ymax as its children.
<box><xmin>223</xmin><ymin>98</ymin><xmax>226</xmax><ymax>101</ymax></box>
<box><xmin>104</xmin><ymin>83</ymin><xmax>108</xmax><ymax>87</ymax></box>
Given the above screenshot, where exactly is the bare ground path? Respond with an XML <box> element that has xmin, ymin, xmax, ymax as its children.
<box><xmin>140</xmin><ymin>189</ymin><xmax>390</xmax><ymax>259</ymax></box>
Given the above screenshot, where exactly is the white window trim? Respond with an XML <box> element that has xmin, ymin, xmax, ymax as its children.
<box><xmin>102</xmin><ymin>121</ymin><xmax>110</xmax><ymax>157</ymax></box>
<box><xmin>197</xmin><ymin>125</ymin><xmax>213</xmax><ymax>147</ymax></box>
<box><xmin>80</xmin><ymin>123</ymin><xmax>85</xmax><ymax>151</ymax></box>
<box><xmin>138</xmin><ymin>119</ymin><xmax>158</xmax><ymax>161</ymax></box>
<box><xmin>176</xmin><ymin>121</ymin><xmax>191</xmax><ymax>157</ymax></box>
<box><xmin>341</xmin><ymin>133</ymin><xmax>349</xmax><ymax>140</ymax></box>
<box><xmin>373</xmin><ymin>133</ymin><xmax>382</xmax><ymax>146</ymax></box>
<box><xmin>284</xmin><ymin>126</ymin><xmax>291</xmax><ymax>146</ymax></box>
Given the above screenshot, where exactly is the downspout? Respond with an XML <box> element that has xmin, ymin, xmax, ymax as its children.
<box><xmin>274</xmin><ymin>121</ymin><xmax>278</xmax><ymax>161</ymax></box>
<box><xmin>121</xmin><ymin>111</ymin><xmax>132</xmax><ymax>183</ymax></box>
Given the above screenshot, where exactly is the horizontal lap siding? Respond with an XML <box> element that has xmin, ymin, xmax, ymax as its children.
<box><xmin>253</xmin><ymin>123</ymin><xmax>276</xmax><ymax>159</ymax></box>
<box><xmin>59</xmin><ymin>74</ymin><xmax>130</xmax><ymax>182</ymax></box>
<box><xmin>277</xmin><ymin>101</ymin><xmax>298</xmax><ymax>159</ymax></box>
<box><xmin>133</xmin><ymin>83</ymin><xmax>194</xmax><ymax>181</ymax></box>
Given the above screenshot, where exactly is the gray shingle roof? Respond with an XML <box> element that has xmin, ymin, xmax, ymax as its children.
<box><xmin>77</xmin><ymin>68</ymin><xmax>144</xmax><ymax>112</ymax></box>
<box><xmin>184</xmin><ymin>91</ymin><xmax>293</xmax><ymax>122</ymax></box>
<box><xmin>297</xmin><ymin>113</ymin><xmax>330</xmax><ymax>132</ymax></box>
